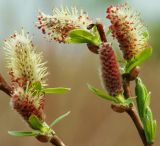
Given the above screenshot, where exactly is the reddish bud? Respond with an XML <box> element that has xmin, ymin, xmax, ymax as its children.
<box><xmin>99</xmin><ymin>43</ymin><xmax>122</xmax><ymax>96</ymax></box>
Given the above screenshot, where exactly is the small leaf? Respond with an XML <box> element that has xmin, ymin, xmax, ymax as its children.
<box><xmin>31</xmin><ymin>81</ymin><xmax>42</xmax><ymax>91</ymax></box>
<box><xmin>143</xmin><ymin>107</ymin><xmax>156</xmax><ymax>144</ymax></box>
<box><xmin>135</xmin><ymin>78</ymin><xmax>148</xmax><ymax>119</ymax></box>
<box><xmin>152</xmin><ymin>120</ymin><xmax>157</xmax><ymax>141</ymax></box>
<box><xmin>125</xmin><ymin>47</ymin><xmax>152</xmax><ymax>73</ymax></box>
<box><xmin>66</xmin><ymin>29</ymin><xmax>101</xmax><ymax>46</ymax></box>
<box><xmin>28</xmin><ymin>115</ymin><xmax>44</xmax><ymax>130</ymax></box>
<box><xmin>143</xmin><ymin>31</ymin><xmax>149</xmax><ymax>41</ymax></box>
<box><xmin>115</xmin><ymin>95</ymin><xmax>133</xmax><ymax>106</ymax></box>
<box><xmin>125</xmin><ymin>97</ymin><xmax>133</xmax><ymax>105</ymax></box>
<box><xmin>50</xmin><ymin>111</ymin><xmax>70</xmax><ymax>127</ymax></box>
<box><xmin>92</xmin><ymin>25</ymin><xmax>101</xmax><ymax>39</ymax></box>
<box><xmin>105</xmin><ymin>28</ymin><xmax>112</xmax><ymax>36</ymax></box>
<box><xmin>28</xmin><ymin>115</ymin><xmax>50</xmax><ymax>133</ymax></box>
<box><xmin>135</xmin><ymin>78</ymin><xmax>156</xmax><ymax>143</ymax></box>
<box><xmin>8</xmin><ymin>131</ymin><xmax>39</xmax><ymax>137</ymax></box>
<box><xmin>29</xmin><ymin>81</ymin><xmax>42</xmax><ymax>96</ymax></box>
<box><xmin>87</xmin><ymin>84</ymin><xmax>118</xmax><ymax>103</ymax></box>
<box><xmin>42</xmin><ymin>87</ymin><xmax>71</xmax><ymax>94</ymax></box>
<box><xmin>66</xmin><ymin>37</ymin><xmax>88</xmax><ymax>44</ymax></box>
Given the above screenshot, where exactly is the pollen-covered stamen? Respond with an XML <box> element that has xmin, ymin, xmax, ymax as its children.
<box><xmin>3</xmin><ymin>30</ymin><xmax>48</xmax><ymax>121</ymax></box>
<box><xmin>36</xmin><ymin>7</ymin><xmax>92</xmax><ymax>43</ymax></box>
<box><xmin>4</xmin><ymin>30</ymin><xmax>48</xmax><ymax>87</ymax></box>
<box><xmin>106</xmin><ymin>3</ymin><xmax>148</xmax><ymax>60</ymax></box>
<box><xmin>99</xmin><ymin>43</ymin><xmax>122</xmax><ymax>96</ymax></box>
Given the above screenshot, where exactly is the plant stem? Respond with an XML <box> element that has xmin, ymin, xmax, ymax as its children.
<box><xmin>0</xmin><ymin>73</ymin><xmax>12</xmax><ymax>96</ymax></box>
<box><xmin>96</xmin><ymin>21</ymin><xmax>107</xmax><ymax>42</ymax></box>
<box><xmin>126</xmin><ymin>104</ymin><xmax>148</xmax><ymax>146</ymax></box>
<box><xmin>86</xmin><ymin>21</ymin><xmax>107</xmax><ymax>54</ymax></box>
<box><xmin>111</xmin><ymin>103</ymin><xmax>148</xmax><ymax>146</ymax></box>
<box><xmin>122</xmin><ymin>73</ymin><xmax>151</xmax><ymax>146</ymax></box>
<box><xmin>122</xmin><ymin>74</ymin><xmax>131</xmax><ymax>99</ymax></box>
<box><xmin>50</xmin><ymin>134</ymin><xmax>66</xmax><ymax>146</ymax></box>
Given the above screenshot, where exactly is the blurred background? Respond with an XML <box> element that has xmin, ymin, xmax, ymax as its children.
<box><xmin>0</xmin><ymin>0</ymin><xmax>160</xmax><ymax>146</ymax></box>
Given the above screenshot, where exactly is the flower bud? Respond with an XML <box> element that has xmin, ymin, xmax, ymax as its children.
<box><xmin>99</xmin><ymin>43</ymin><xmax>122</xmax><ymax>96</ymax></box>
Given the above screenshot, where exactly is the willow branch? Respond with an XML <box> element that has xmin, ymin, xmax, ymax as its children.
<box><xmin>50</xmin><ymin>135</ymin><xmax>66</xmax><ymax>146</ymax></box>
<box><xmin>122</xmin><ymin>69</ymin><xmax>149</xmax><ymax>146</ymax></box>
<box><xmin>37</xmin><ymin>134</ymin><xmax>66</xmax><ymax>146</ymax></box>
<box><xmin>0</xmin><ymin>73</ymin><xmax>12</xmax><ymax>96</ymax></box>
<box><xmin>111</xmin><ymin>66</ymin><xmax>151</xmax><ymax>146</ymax></box>
<box><xmin>96</xmin><ymin>21</ymin><xmax>107</xmax><ymax>42</ymax></box>
<box><xmin>87</xmin><ymin>21</ymin><xmax>107</xmax><ymax>54</ymax></box>
<box><xmin>126</xmin><ymin>104</ymin><xmax>147</xmax><ymax>146</ymax></box>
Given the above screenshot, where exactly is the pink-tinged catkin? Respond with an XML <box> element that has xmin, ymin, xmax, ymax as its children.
<box><xmin>106</xmin><ymin>3</ymin><xmax>148</xmax><ymax>60</ymax></box>
<box><xmin>3</xmin><ymin>30</ymin><xmax>48</xmax><ymax>121</ymax></box>
<box><xmin>9</xmin><ymin>72</ymin><xmax>45</xmax><ymax>121</ymax></box>
<box><xmin>11</xmin><ymin>94</ymin><xmax>45</xmax><ymax>121</ymax></box>
<box><xmin>99</xmin><ymin>43</ymin><xmax>122</xmax><ymax>96</ymax></box>
<box><xmin>36</xmin><ymin>7</ymin><xmax>92</xmax><ymax>43</ymax></box>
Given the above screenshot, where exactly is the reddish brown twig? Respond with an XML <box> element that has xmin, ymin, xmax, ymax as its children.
<box><xmin>87</xmin><ymin>21</ymin><xmax>107</xmax><ymax>54</ymax></box>
<box><xmin>0</xmin><ymin>73</ymin><xmax>12</xmax><ymax>96</ymax></box>
<box><xmin>50</xmin><ymin>135</ymin><xmax>66</xmax><ymax>146</ymax></box>
<box><xmin>37</xmin><ymin>134</ymin><xmax>66</xmax><ymax>146</ymax></box>
<box><xmin>116</xmin><ymin>67</ymin><xmax>151</xmax><ymax>146</ymax></box>
<box><xmin>126</xmin><ymin>104</ymin><xmax>147</xmax><ymax>146</ymax></box>
<box><xmin>112</xmin><ymin>102</ymin><xmax>151</xmax><ymax>146</ymax></box>
<box><xmin>96</xmin><ymin>21</ymin><xmax>107</xmax><ymax>42</ymax></box>
<box><xmin>87</xmin><ymin>44</ymin><xmax>99</xmax><ymax>54</ymax></box>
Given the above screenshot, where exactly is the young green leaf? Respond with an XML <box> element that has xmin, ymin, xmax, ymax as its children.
<box><xmin>66</xmin><ymin>29</ymin><xmax>101</xmax><ymax>46</ymax></box>
<box><xmin>29</xmin><ymin>81</ymin><xmax>42</xmax><ymax>96</ymax></box>
<box><xmin>42</xmin><ymin>87</ymin><xmax>71</xmax><ymax>94</ymax></box>
<box><xmin>50</xmin><ymin>111</ymin><xmax>70</xmax><ymax>127</ymax></box>
<box><xmin>105</xmin><ymin>28</ymin><xmax>112</xmax><ymax>36</ymax></box>
<box><xmin>135</xmin><ymin>78</ymin><xmax>156</xmax><ymax>143</ymax></box>
<box><xmin>28</xmin><ymin>115</ymin><xmax>51</xmax><ymax>134</ymax></box>
<box><xmin>8</xmin><ymin>131</ymin><xmax>39</xmax><ymax>137</ymax></box>
<box><xmin>92</xmin><ymin>25</ymin><xmax>101</xmax><ymax>39</ymax></box>
<box><xmin>143</xmin><ymin>107</ymin><xmax>156</xmax><ymax>144</ymax></box>
<box><xmin>143</xmin><ymin>31</ymin><xmax>150</xmax><ymax>41</ymax></box>
<box><xmin>152</xmin><ymin>120</ymin><xmax>157</xmax><ymax>142</ymax></box>
<box><xmin>87</xmin><ymin>84</ymin><xmax>118</xmax><ymax>103</ymax></box>
<box><xmin>125</xmin><ymin>97</ymin><xmax>133</xmax><ymax>105</ymax></box>
<box><xmin>30</xmin><ymin>81</ymin><xmax>42</xmax><ymax>91</ymax></box>
<box><xmin>28</xmin><ymin>115</ymin><xmax>44</xmax><ymax>130</ymax></box>
<box><xmin>135</xmin><ymin>78</ymin><xmax>148</xmax><ymax>119</ymax></box>
<box><xmin>125</xmin><ymin>47</ymin><xmax>152</xmax><ymax>73</ymax></box>
<box><xmin>66</xmin><ymin>37</ymin><xmax>89</xmax><ymax>44</ymax></box>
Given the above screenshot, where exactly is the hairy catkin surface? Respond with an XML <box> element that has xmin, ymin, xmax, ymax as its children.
<box><xmin>11</xmin><ymin>94</ymin><xmax>45</xmax><ymax>121</ymax></box>
<box><xmin>106</xmin><ymin>4</ymin><xmax>148</xmax><ymax>60</ymax></box>
<box><xmin>99</xmin><ymin>43</ymin><xmax>122</xmax><ymax>96</ymax></box>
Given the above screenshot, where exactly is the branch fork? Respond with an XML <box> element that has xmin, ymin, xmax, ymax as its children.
<box><xmin>87</xmin><ymin>20</ymin><xmax>153</xmax><ymax>146</ymax></box>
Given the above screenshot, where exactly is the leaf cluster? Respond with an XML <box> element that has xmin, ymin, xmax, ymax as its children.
<box><xmin>135</xmin><ymin>78</ymin><xmax>156</xmax><ymax>144</ymax></box>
